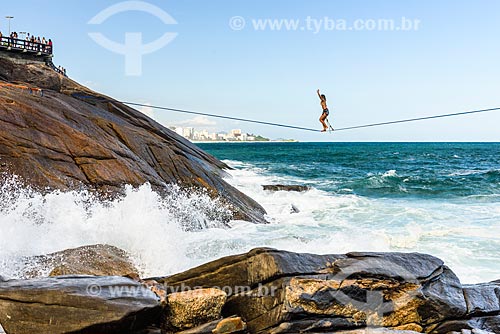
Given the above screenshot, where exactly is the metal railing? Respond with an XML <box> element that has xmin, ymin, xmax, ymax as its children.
<box><xmin>0</xmin><ymin>36</ymin><xmax>52</xmax><ymax>55</ymax></box>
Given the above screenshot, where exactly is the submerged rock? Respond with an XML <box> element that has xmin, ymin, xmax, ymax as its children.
<box><xmin>0</xmin><ymin>55</ymin><xmax>266</xmax><ymax>223</ymax></box>
<box><xmin>0</xmin><ymin>275</ymin><xmax>161</xmax><ymax>334</ymax></box>
<box><xmin>262</xmin><ymin>185</ymin><xmax>310</xmax><ymax>192</ymax></box>
<box><xmin>22</xmin><ymin>244</ymin><xmax>138</xmax><ymax>278</ymax></box>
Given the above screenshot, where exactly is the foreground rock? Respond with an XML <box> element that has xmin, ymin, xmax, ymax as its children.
<box><xmin>1</xmin><ymin>248</ymin><xmax>499</xmax><ymax>334</ymax></box>
<box><xmin>0</xmin><ymin>55</ymin><xmax>266</xmax><ymax>223</ymax></box>
<box><xmin>163</xmin><ymin>288</ymin><xmax>227</xmax><ymax>331</ymax></box>
<box><xmin>262</xmin><ymin>185</ymin><xmax>310</xmax><ymax>192</ymax></box>
<box><xmin>175</xmin><ymin>316</ymin><xmax>247</xmax><ymax>334</ymax></box>
<box><xmin>160</xmin><ymin>248</ymin><xmax>499</xmax><ymax>334</ymax></box>
<box><xmin>0</xmin><ymin>275</ymin><xmax>161</xmax><ymax>334</ymax></box>
<box><xmin>22</xmin><ymin>244</ymin><xmax>138</xmax><ymax>278</ymax></box>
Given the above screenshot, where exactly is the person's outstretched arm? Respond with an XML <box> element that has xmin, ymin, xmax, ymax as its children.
<box><xmin>317</xmin><ymin>89</ymin><xmax>323</xmax><ymax>100</ymax></box>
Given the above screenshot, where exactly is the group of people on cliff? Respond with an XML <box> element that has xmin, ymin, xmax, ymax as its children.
<box><xmin>57</xmin><ymin>65</ymin><xmax>67</xmax><ymax>76</ymax></box>
<box><xmin>0</xmin><ymin>31</ymin><xmax>53</xmax><ymax>54</ymax></box>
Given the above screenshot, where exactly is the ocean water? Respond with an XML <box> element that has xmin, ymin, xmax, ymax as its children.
<box><xmin>0</xmin><ymin>142</ymin><xmax>499</xmax><ymax>284</ymax></box>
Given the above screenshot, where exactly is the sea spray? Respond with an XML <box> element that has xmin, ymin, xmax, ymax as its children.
<box><xmin>0</xmin><ymin>178</ymin><xmax>231</xmax><ymax>279</ymax></box>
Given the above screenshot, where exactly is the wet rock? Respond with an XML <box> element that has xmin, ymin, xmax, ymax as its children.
<box><xmin>0</xmin><ymin>57</ymin><xmax>267</xmax><ymax>223</ymax></box>
<box><xmin>463</xmin><ymin>282</ymin><xmax>500</xmax><ymax>315</ymax></box>
<box><xmin>175</xmin><ymin>316</ymin><xmax>246</xmax><ymax>334</ymax></box>
<box><xmin>262</xmin><ymin>185</ymin><xmax>310</xmax><ymax>192</ymax></box>
<box><xmin>428</xmin><ymin>315</ymin><xmax>500</xmax><ymax>333</ymax></box>
<box><xmin>22</xmin><ymin>244</ymin><xmax>138</xmax><ymax>278</ymax></box>
<box><xmin>160</xmin><ymin>248</ymin><xmax>346</xmax><ymax>292</ymax></box>
<box><xmin>162</xmin><ymin>288</ymin><xmax>227</xmax><ymax>331</ymax></box>
<box><xmin>212</xmin><ymin>317</ymin><xmax>246</xmax><ymax>334</ymax></box>
<box><xmin>162</xmin><ymin>248</ymin><xmax>468</xmax><ymax>333</ymax></box>
<box><xmin>0</xmin><ymin>275</ymin><xmax>161</xmax><ymax>334</ymax></box>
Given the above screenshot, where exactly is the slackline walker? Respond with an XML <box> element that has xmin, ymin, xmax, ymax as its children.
<box><xmin>122</xmin><ymin>101</ymin><xmax>500</xmax><ymax>133</ymax></box>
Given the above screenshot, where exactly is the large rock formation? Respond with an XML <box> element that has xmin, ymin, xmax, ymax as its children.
<box><xmin>0</xmin><ymin>54</ymin><xmax>266</xmax><ymax>223</ymax></box>
<box><xmin>0</xmin><ymin>248</ymin><xmax>499</xmax><ymax>333</ymax></box>
<box><xmin>160</xmin><ymin>248</ymin><xmax>499</xmax><ymax>334</ymax></box>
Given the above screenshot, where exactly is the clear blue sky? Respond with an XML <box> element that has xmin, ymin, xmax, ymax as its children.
<box><xmin>3</xmin><ymin>0</ymin><xmax>500</xmax><ymax>141</ymax></box>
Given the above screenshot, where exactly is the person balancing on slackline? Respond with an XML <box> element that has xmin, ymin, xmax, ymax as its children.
<box><xmin>317</xmin><ymin>89</ymin><xmax>333</xmax><ymax>132</ymax></box>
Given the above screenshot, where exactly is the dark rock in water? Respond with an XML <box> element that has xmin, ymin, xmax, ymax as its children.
<box><xmin>160</xmin><ymin>248</ymin><xmax>473</xmax><ymax>333</ymax></box>
<box><xmin>263</xmin><ymin>184</ymin><xmax>310</xmax><ymax>192</ymax></box>
<box><xmin>0</xmin><ymin>56</ymin><xmax>266</xmax><ymax>223</ymax></box>
<box><xmin>287</xmin><ymin>204</ymin><xmax>300</xmax><ymax>214</ymax></box>
<box><xmin>0</xmin><ymin>275</ymin><xmax>161</xmax><ymax>334</ymax></box>
<box><xmin>22</xmin><ymin>244</ymin><xmax>138</xmax><ymax>278</ymax></box>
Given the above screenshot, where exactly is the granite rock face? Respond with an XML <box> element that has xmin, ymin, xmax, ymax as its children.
<box><xmin>0</xmin><ymin>56</ymin><xmax>266</xmax><ymax>223</ymax></box>
<box><xmin>0</xmin><ymin>275</ymin><xmax>161</xmax><ymax>334</ymax></box>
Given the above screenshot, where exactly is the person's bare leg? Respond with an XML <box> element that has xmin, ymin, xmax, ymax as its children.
<box><xmin>320</xmin><ymin>114</ymin><xmax>328</xmax><ymax>131</ymax></box>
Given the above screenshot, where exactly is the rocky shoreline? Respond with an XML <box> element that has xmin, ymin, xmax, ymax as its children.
<box><xmin>0</xmin><ymin>245</ymin><xmax>499</xmax><ymax>334</ymax></box>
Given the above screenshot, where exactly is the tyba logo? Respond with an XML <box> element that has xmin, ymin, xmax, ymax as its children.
<box><xmin>88</xmin><ymin>1</ymin><xmax>178</xmax><ymax>76</ymax></box>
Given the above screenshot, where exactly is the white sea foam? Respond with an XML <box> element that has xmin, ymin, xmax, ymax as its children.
<box><xmin>0</xmin><ymin>179</ymin><xmax>230</xmax><ymax>279</ymax></box>
<box><xmin>382</xmin><ymin>170</ymin><xmax>398</xmax><ymax>178</ymax></box>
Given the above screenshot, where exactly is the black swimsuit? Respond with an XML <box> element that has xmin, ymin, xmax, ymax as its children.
<box><xmin>322</xmin><ymin>108</ymin><xmax>329</xmax><ymax>116</ymax></box>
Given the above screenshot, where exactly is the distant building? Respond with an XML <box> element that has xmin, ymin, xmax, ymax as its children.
<box><xmin>183</xmin><ymin>127</ymin><xmax>194</xmax><ymax>139</ymax></box>
<box><xmin>169</xmin><ymin>125</ymin><xmax>267</xmax><ymax>142</ymax></box>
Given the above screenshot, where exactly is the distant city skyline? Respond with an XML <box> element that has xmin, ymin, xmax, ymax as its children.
<box><xmin>169</xmin><ymin>126</ymin><xmax>270</xmax><ymax>142</ymax></box>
